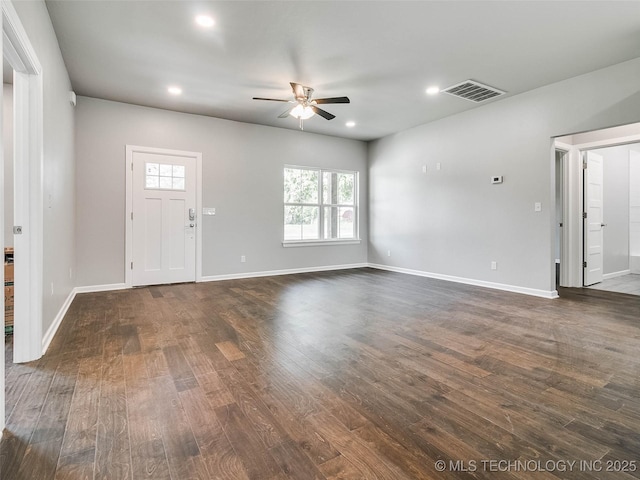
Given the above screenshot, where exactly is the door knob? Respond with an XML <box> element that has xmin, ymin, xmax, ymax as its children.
<box><xmin>601</xmin><ymin>223</ymin><xmax>607</xmax><ymax>227</ymax></box>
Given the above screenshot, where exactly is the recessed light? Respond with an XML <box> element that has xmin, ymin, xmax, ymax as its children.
<box><xmin>195</xmin><ymin>15</ymin><xmax>215</xmax><ymax>27</ymax></box>
<box><xmin>426</xmin><ymin>86</ymin><xmax>440</xmax><ymax>95</ymax></box>
<box><xmin>168</xmin><ymin>86</ymin><xmax>182</xmax><ymax>95</ymax></box>
<box><xmin>346</xmin><ymin>121</ymin><xmax>356</xmax><ymax>128</ymax></box>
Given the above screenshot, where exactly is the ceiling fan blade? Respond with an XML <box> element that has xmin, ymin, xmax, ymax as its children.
<box><xmin>311</xmin><ymin>106</ymin><xmax>335</xmax><ymax>120</ymax></box>
<box><xmin>290</xmin><ymin>82</ymin><xmax>306</xmax><ymax>99</ymax></box>
<box><xmin>253</xmin><ymin>97</ymin><xmax>291</xmax><ymax>102</ymax></box>
<box><xmin>278</xmin><ymin>108</ymin><xmax>293</xmax><ymax>118</ymax></box>
<box><xmin>313</xmin><ymin>97</ymin><xmax>350</xmax><ymax>104</ymax></box>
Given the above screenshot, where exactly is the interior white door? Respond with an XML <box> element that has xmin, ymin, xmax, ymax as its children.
<box><xmin>584</xmin><ymin>151</ymin><xmax>604</xmax><ymax>286</ymax></box>
<box><xmin>132</xmin><ymin>151</ymin><xmax>196</xmax><ymax>286</ymax></box>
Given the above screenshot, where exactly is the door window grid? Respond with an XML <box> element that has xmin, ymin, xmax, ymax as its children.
<box><xmin>145</xmin><ymin>162</ymin><xmax>185</xmax><ymax>190</ymax></box>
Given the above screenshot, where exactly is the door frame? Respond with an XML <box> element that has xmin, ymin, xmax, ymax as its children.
<box><xmin>555</xmin><ymin>132</ymin><xmax>640</xmax><ymax>288</ymax></box>
<box><xmin>2</xmin><ymin>0</ymin><xmax>45</xmax><ymax>430</ymax></box>
<box><xmin>3</xmin><ymin>0</ymin><xmax>44</xmax><ymax>364</ymax></box>
<box><xmin>554</xmin><ymin>147</ymin><xmax>567</xmax><ymax>287</ymax></box>
<box><xmin>124</xmin><ymin>145</ymin><xmax>203</xmax><ymax>288</ymax></box>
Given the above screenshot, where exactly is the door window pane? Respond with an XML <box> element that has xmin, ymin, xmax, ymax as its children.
<box><xmin>145</xmin><ymin>162</ymin><xmax>187</xmax><ymax>191</ymax></box>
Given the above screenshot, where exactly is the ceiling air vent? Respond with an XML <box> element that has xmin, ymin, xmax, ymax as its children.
<box><xmin>441</xmin><ymin>80</ymin><xmax>505</xmax><ymax>103</ymax></box>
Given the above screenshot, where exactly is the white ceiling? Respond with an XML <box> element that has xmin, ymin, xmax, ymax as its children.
<box><xmin>44</xmin><ymin>1</ymin><xmax>640</xmax><ymax>141</ymax></box>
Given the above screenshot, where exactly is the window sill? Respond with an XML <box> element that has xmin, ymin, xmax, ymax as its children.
<box><xmin>282</xmin><ymin>239</ymin><xmax>362</xmax><ymax>248</ymax></box>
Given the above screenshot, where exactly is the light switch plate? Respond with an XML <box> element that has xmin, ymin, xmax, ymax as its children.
<box><xmin>203</xmin><ymin>207</ymin><xmax>216</xmax><ymax>216</ymax></box>
<box><xmin>534</xmin><ymin>202</ymin><xmax>542</xmax><ymax>212</ymax></box>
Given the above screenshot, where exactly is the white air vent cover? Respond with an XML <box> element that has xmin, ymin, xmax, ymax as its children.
<box><xmin>441</xmin><ymin>80</ymin><xmax>505</xmax><ymax>103</ymax></box>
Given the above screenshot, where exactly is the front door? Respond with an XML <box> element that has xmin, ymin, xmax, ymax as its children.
<box><xmin>583</xmin><ymin>150</ymin><xmax>604</xmax><ymax>286</ymax></box>
<box><xmin>131</xmin><ymin>148</ymin><xmax>197</xmax><ymax>286</ymax></box>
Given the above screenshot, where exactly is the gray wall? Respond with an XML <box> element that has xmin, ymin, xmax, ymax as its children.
<box><xmin>75</xmin><ymin>97</ymin><xmax>368</xmax><ymax>286</ymax></box>
<box><xmin>13</xmin><ymin>0</ymin><xmax>76</xmax><ymax>334</ymax></box>
<box><xmin>3</xmin><ymin>84</ymin><xmax>13</xmax><ymax>247</ymax></box>
<box><xmin>368</xmin><ymin>57</ymin><xmax>640</xmax><ymax>293</ymax></box>
<box><xmin>595</xmin><ymin>145</ymin><xmax>631</xmax><ymax>275</ymax></box>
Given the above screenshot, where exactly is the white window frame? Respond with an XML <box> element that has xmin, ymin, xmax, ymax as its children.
<box><xmin>283</xmin><ymin>165</ymin><xmax>360</xmax><ymax>247</ymax></box>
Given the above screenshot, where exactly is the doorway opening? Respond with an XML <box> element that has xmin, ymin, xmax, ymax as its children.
<box><xmin>554</xmin><ymin>122</ymin><xmax>640</xmax><ymax>296</ymax></box>
<box><xmin>554</xmin><ymin>149</ymin><xmax>566</xmax><ymax>288</ymax></box>
<box><xmin>2</xmin><ymin>0</ymin><xmax>45</xmax><ymax>431</ymax></box>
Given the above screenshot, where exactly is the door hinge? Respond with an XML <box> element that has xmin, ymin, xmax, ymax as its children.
<box><xmin>583</xmin><ymin>261</ymin><xmax>587</xmax><ymax>268</ymax></box>
<box><xmin>583</xmin><ymin>212</ymin><xmax>587</xmax><ymax>219</ymax></box>
<box><xmin>131</xmin><ymin>162</ymin><xmax>134</xmax><ymax>171</ymax></box>
<box><xmin>131</xmin><ymin>212</ymin><xmax>133</xmax><ymax>220</ymax></box>
<box><xmin>131</xmin><ymin>261</ymin><xmax>133</xmax><ymax>270</ymax></box>
<box><xmin>582</xmin><ymin>160</ymin><xmax>587</xmax><ymax>169</ymax></box>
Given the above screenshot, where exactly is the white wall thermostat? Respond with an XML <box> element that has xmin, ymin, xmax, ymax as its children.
<box><xmin>491</xmin><ymin>175</ymin><xmax>504</xmax><ymax>184</ymax></box>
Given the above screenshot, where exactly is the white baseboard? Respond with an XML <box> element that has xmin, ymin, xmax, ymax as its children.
<box><xmin>42</xmin><ymin>288</ymin><xmax>77</xmax><ymax>355</ymax></box>
<box><xmin>368</xmin><ymin>263</ymin><xmax>559</xmax><ymax>299</ymax></box>
<box><xmin>41</xmin><ymin>283</ymin><xmax>128</xmax><ymax>355</ymax></box>
<box><xmin>199</xmin><ymin>263</ymin><xmax>369</xmax><ymax>283</ymax></box>
<box><xmin>43</xmin><ymin>262</ymin><xmax>556</xmax><ymax>354</ymax></box>
<box><xmin>602</xmin><ymin>269</ymin><xmax>631</xmax><ymax>280</ymax></box>
<box><xmin>74</xmin><ymin>283</ymin><xmax>128</xmax><ymax>294</ymax></box>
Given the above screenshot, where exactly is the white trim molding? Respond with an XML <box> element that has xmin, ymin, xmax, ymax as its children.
<box><xmin>369</xmin><ymin>263</ymin><xmax>559</xmax><ymax>299</ymax></box>
<box><xmin>3</xmin><ymin>0</ymin><xmax>45</xmax><ymax>364</ymax></box>
<box><xmin>199</xmin><ymin>263</ymin><xmax>369</xmax><ymax>282</ymax></box>
<box><xmin>41</xmin><ymin>283</ymin><xmax>128</xmax><ymax>355</ymax></box>
<box><xmin>75</xmin><ymin>283</ymin><xmax>128</xmax><ymax>294</ymax></box>
<box><xmin>38</xmin><ymin>261</ymin><xmax>561</xmax><ymax>360</ymax></box>
<box><xmin>282</xmin><ymin>239</ymin><xmax>361</xmax><ymax>248</ymax></box>
<box><xmin>42</xmin><ymin>288</ymin><xmax>76</xmax><ymax>354</ymax></box>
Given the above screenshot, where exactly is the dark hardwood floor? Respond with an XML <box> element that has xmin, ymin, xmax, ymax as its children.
<box><xmin>2</xmin><ymin>268</ymin><xmax>640</xmax><ymax>479</ymax></box>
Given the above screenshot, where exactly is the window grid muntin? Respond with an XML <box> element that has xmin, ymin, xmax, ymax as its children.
<box><xmin>145</xmin><ymin>162</ymin><xmax>186</xmax><ymax>191</ymax></box>
<box><xmin>284</xmin><ymin>166</ymin><xmax>358</xmax><ymax>242</ymax></box>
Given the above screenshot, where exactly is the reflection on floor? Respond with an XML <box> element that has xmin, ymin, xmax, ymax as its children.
<box><xmin>588</xmin><ymin>273</ymin><xmax>640</xmax><ymax>295</ymax></box>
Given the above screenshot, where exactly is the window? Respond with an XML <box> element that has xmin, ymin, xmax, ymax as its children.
<box><xmin>145</xmin><ymin>162</ymin><xmax>185</xmax><ymax>190</ymax></box>
<box><xmin>284</xmin><ymin>166</ymin><xmax>358</xmax><ymax>243</ymax></box>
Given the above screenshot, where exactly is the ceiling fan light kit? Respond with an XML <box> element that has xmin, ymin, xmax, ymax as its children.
<box><xmin>253</xmin><ymin>82</ymin><xmax>350</xmax><ymax>130</ymax></box>
<box><xmin>290</xmin><ymin>104</ymin><xmax>315</xmax><ymax>120</ymax></box>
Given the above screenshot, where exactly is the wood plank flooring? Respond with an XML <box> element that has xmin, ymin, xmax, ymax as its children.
<box><xmin>2</xmin><ymin>268</ymin><xmax>640</xmax><ymax>479</ymax></box>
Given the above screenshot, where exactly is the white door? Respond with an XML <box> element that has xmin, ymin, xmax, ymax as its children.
<box><xmin>584</xmin><ymin>151</ymin><xmax>604</xmax><ymax>286</ymax></box>
<box><xmin>131</xmin><ymin>150</ymin><xmax>196</xmax><ymax>286</ymax></box>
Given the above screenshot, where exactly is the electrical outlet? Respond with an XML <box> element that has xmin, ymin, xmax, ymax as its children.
<box><xmin>422</xmin><ymin>165</ymin><xmax>427</xmax><ymax>174</ymax></box>
<box><xmin>436</xmin><ymin>162</ymin><xmax>441</xmax><ymax>171</ymax></box>
<box><xmin>491</xmin><ymin>261</ymin><xmax>497</xmax><ymax>270</ymax></box>
<box><xmin>387</xmin><ymin>250</ymin><xmax>391</xmax><ymax>257</ymax></box>
<box><xmin>240</xmin><ymin>255</ymin><xmax>246</xmax><ymax>263</ymax></box>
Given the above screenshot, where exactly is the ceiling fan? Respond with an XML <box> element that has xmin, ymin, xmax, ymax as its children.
<box><xmin>253</xmin><ymin>82</ymin><xmax>350</xmax><ymax>130</ymax></box>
